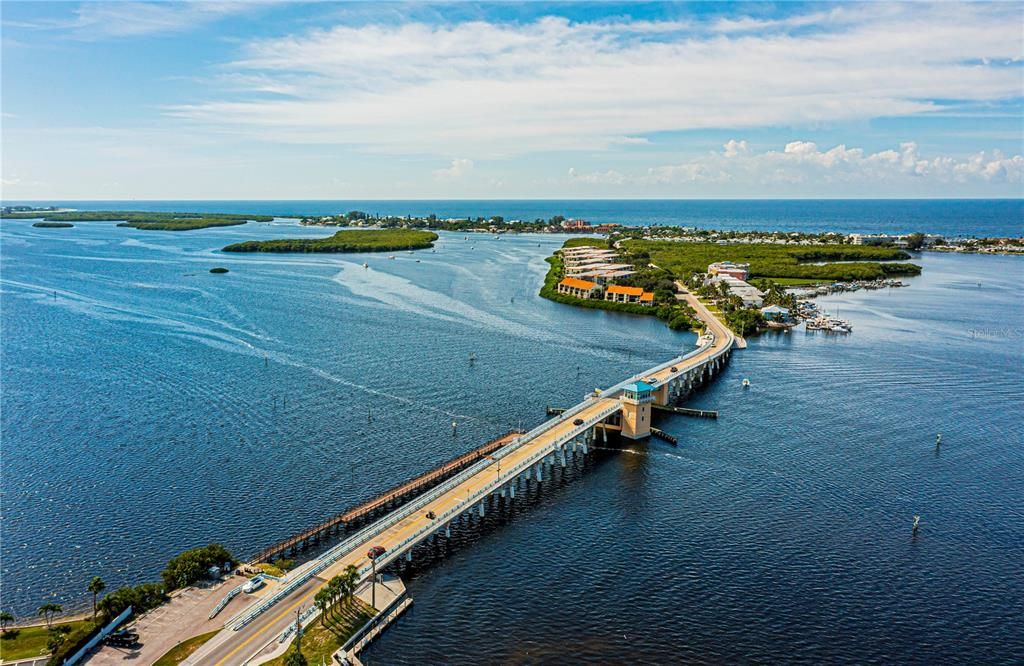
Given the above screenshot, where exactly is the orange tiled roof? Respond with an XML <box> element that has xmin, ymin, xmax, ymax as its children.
<box><xmin>559</xmin><ymin>277</ymin><xmax>598</xmax><ymax>290</ymax></box>
<box><xmin>640</xmin><ymin>291</ymin><xmax>654</xmax><ymax>301</ymax></box>
<box><xmin>606</xmin><ymin>285</ymin><xmax>644</xmax><ymax>296</ymax></box>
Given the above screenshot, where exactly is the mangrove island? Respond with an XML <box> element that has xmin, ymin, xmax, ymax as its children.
<box><xmin>222</xmin><ymin>228</ymin><xmax>438</xmax><ymax>253</ymax></box>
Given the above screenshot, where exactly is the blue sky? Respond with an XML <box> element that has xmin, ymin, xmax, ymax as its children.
<box><xmin>2</xmin><ymin>1</ymin><xmax>1022</xmax><ymax>199</ymax></box>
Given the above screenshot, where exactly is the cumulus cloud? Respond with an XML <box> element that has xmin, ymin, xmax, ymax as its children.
<box><xmin>432</xmin><ymin>158</ymin><xmax>474</xmax><ymax>181</ymax></box>
<box><xmin>565</xmin><ymin>140</ymin><xmax>1024</xmax><ymax>190</ymax></box>
<box><xmin>568</xmin><ymin>167</ymin><xmax>627</xmax><ymax>185</ymax></box>
<box><xmin>168</xmin><ymin>4</ymin><xmax>1024</xmax><ymax>156</ymax></box>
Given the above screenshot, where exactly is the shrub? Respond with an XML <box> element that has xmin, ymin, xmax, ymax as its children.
<box><xmin>162</xmin><ymin>544</ymin><xmax>235</xmax><ymax>592</ymax></box>
<box><xmin>46</xmin><ymin>622</ymin><xmax>98</xmax><ymax>666</ymax></box>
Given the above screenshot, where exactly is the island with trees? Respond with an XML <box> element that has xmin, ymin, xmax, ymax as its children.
<box><xmin>222</xmin><ymin>228</ymin><xmax>438</xmax><ymax>253</ymax></box>
<box><xmin>2</xmin><ymin>210</ymin><xmax>273</xmax><ymax>231</ymax></box>
<box><xmin>31</xmin><ymin>222</ymin><xmax>75</xmax><ymax>228</ymax></box>
<box><xmin>541</xmin><ymin>236</ymin><xmax>921</xmax><ymax>336</ymax></box>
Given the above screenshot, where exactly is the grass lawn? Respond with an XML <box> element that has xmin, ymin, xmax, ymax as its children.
<box><xmin>0</xmin><ymin>620</ymin><xmax>93</xmax><ymax>662</ymax></box>
<box><xmin>267</xmin><ymin>602</ymin><xmax>375</xmax><ymax>666</ymax></box>
<box><xmin>153</xmin><ymin>630</ymin><xmax>220</xmax><ymax>666</ymax></box>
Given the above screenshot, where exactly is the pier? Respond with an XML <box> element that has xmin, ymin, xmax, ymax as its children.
<box><xmin>188</xmin><ymin>303</ymin><xmax>736</xmax><ymax>665</ymax></box>
<box><xmin>248</xmin><ymin>431</ymin><xmax>521</xmax><ymax>564</ymax></box>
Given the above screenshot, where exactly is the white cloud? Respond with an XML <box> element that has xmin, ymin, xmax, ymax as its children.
<box><xmin>168</xmin><ymin>5</ymin><xmax>1024</xmax><ymax>157</ymax></box>
<box><xmin>9</xmin><ymin>1</ymin><xmax>267</xmax><ymax>39</ymax></box>
<box><xmin>568</xmin><ymin>167</ymin><xmax>627</xmax><ymax>185</ymax></box>
<box><xmin>564</xmin><ymin>139</ymin><xmax>1024</xmax><ymax>192</ymax></box>
<box><xmin>723</xmin><ymin>140</ymin><xmax>749</xmax><ymax>158</ymax></box>
<box><xmin>642</xmin><ymin>140</ymin><xmax>1024</xmax><ymax>186</ymax></box>
<box><xmin>432</xmin><ymin>158</ymin><xmax>474</xmax><ymax>181</ymax></box>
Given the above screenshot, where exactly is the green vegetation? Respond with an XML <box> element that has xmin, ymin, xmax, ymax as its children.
<box><xmin>301</xmin><ymin>209</ymin><xmax>575</xmax><ymax>233</ymax></box>
<box><xmin>97</xmin><ymin>582</ymin><xmax>167</xmax><ymax>623</ymax></box>
<box><xmin>87</xmin><ymin>577</ymin><xmax>106</xmax><ymax>622</ymax></box>
<box><xmin>257</xmin><ymin>558</ymin><xmax>295</xmax><ymax>578</ymax></box>
<box><xmin>267</xmin><ymin>572</ymin><xmax>373</xmax><ymax>666</ymax></box>
<box><xmin>32</xmin><ymin>222</ymin><xmax>75</xmax><ymax>228</ymax></box>
<box><xmin>153</xmin><ymin>630</ymin><xmax>220</xmax><ymax>666</ymax></box>
<box><xmin>37</xmin><ymin>604</ymin><xmax>62</xmax><ymax>630</ymax></box>
<box><xmin>2</xmin><ymin>210</ymin><xmax>272</xmax><ymax>231</ymax></box>
<box><xmin>624</xmin><ymin>240</ymin><xmax>921</xmax><ymax>281</ymax></box>
<box><xmin>0</xmin><ymin>619</ymin><xmax>93</xmax><ymax>662</ymax></box>
<box><xmin>222</xmin><ymin>228</ymin><xmax>438</xmax><ymax>253</ymax></box>
<box><xmin>161</xmin><ymin>543</ymin><xmax>234</xmax><ymax>592</ymax></box>
<box><xmin>539</xmin><ymin>242</ymin><xmax>699</xmax><ymax>332</ymax></box>
<box><xmin>45</xmin><ymin>620</ymin><xmax>101</xmax><ymax>666</ymax></box>
<box><xmin>209</xmin><ymin>267</ymin><xmax>230</xmax><ymax>274</ymax></box>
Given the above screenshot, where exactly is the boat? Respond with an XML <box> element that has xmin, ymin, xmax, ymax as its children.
<box><xmin>362</xmin><ymin>262</ymin><xmax>368</xmax><ymax>269</ymax></box>
<box><xmin>742</xmin><ymin>378</ymin><xmax>751</xmax><ymax>388</ymax></box>
<box><xmin>388</xmin><ymin>255</ymin><xmax>396</xmax><ymax>260</ymax></box>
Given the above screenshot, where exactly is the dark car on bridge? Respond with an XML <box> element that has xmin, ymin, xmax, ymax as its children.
<box><xmin>573</xmin><ymin>418</ymin><xmax>584</xmax><ymax>426</ymax></box>
<box><xmin>670</xmin><ymin>366</ymin><xmax>678</xmax><ymax>372</ymax></box>
<box><xmin>367</xmin><ymin>545</ymin><xmax>386</xmax><ymax>560</ymax></box>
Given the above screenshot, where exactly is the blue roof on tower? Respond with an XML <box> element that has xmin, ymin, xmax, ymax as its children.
<box><xmin>624</xmin><ymin>381</ymin><xmax>654</xmax><ymax>393</ymax></box>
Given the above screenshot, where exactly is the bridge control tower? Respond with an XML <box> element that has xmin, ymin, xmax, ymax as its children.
<box><xmin>619</xmin><ymin>381</ymin><xmax>654</xmax><ymax>439</ymax></box>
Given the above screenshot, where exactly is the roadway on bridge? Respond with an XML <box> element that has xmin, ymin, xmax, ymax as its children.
<box><xmin>192</xmin><ymin>290</ymin><xmax>736</xmax><ymax>665</ymax></box>
<box><xmin>191</xmin><ymin>398</ymin><xmax>621</xmax><ymax>665</ymax></box>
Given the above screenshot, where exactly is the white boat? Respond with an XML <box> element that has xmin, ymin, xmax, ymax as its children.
<box><xmin>742</xmin><ymin>378</ymin><xmax>751</xmax><ymax>388</ymax></box>
<box><xmin>362</xmin><ymin>262</ymin><xmax>368</xmax><ymax>269</ymax></box>
<box><xmin>388</xmin><ymin>255</ymin><xmax>396</xmax><ymax>260</ymax></box>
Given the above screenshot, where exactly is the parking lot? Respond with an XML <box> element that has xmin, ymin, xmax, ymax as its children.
<box><xmin>87</xmin><ymin>576</ymin><xmax>251</xmax><ymax>665</ymax></box>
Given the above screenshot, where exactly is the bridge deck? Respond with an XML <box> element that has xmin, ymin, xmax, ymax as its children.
<box><xmin>249</xmin><ymin>431</ymin><xmax>521</xmax><ymax>564</ymax></box>
<box><xmin>192</xmin><ymin>294</ymin><xmax>738</xmax><ymax>665</ymax></box>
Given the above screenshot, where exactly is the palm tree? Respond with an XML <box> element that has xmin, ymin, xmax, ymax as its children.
<box><xmin>87</xmin><ymin>577</ymin><xmax>106</xmax><ymax>622</ymax></box>
<box><xmin>0</xmin><ymin>611</ymin><xmax>13</xmax><ymax>634</ymax></box>
<box><xmin>327</xmin><ymin>576</ymin><xmax>342</xmax><ymax>617</ymax></box>
<box><xmin>37</xmin><ymin>603</ymin><xmax>62</xmax><ymax>629</ymax></box>
<box><xmin>314</xmin><ymin>589</ymin><xmax>330</xmax><ymax>626</ymax></box>
<box><xmin>341</xmin><ymin>565</ymin><xmax>359</xmax><ymax>608</ymax></box>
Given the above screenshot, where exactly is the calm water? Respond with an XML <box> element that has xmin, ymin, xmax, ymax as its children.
<box><xmin>5</xmin><ymin>199</ymin><xmax>1023</xmax><ymax>237</ymax></box>
<box><xmin>1</xmin><ymin>211</ymin><xmax>1022</xmax><ymax>663</ymax></box>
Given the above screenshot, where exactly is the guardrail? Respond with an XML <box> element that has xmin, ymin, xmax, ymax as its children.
<box><xmin>227</xmin><ymin>400</ymin><xmax>621</xmax><ymax>631</ymax></box>
<box><xmin>368</xmin><ymin>401</ymin><xmax>622</xmax><ymax>572</ymax></box>
<box><xmin>209</xmin><ymin>582</ymin><xmax>245</xmax><ymax>619</ymax></box>
<box><xmin>339</xmin><ymin>586</ymin><xmax>409</xmax><ymax>655</ymax></box>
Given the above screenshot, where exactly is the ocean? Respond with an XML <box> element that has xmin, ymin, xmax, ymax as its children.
<box><xmin>1</xmin><ymin>202</ymin><xmax>1022</xmax><ymax>663</ymax></box>
<box><xmin>4</xmin><ymin>198</ymin><xmax>1023</xmax><ymax>238</ymax></box>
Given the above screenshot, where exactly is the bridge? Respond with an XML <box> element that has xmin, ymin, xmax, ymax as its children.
<box><xmin>188</xmin><ymin>298</ymin><xmax>735</xmax><ymax>665</ymax></box>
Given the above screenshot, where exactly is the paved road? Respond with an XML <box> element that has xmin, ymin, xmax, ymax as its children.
<box><xmin>191</xmin><ymin>297</ymin><xmax>736</xmax><ymax>665</ymax></box>
<box><xmin>190</xmin><ymin>398</ymin><xmax>621</xmax><ymax>665</ymax></box>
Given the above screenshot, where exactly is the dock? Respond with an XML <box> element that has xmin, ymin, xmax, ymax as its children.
<box><xmin>650</xmin><ymin>428</ymin><xmax>678</xmax><ymax>445</ymax></box>
<box><xmin>652</xmin><ymin>404</ymin><xmax>718</xmax><ymax>419</ymax></box>
<box><xmin>189</xmin><ymin>292</ymin><xmax>739</xmax><ymax>666</ymax></box>
<box><xmin>248</xmin><ymin>431</ymin><xmax>522</xmax><ymax>564</ymax></box>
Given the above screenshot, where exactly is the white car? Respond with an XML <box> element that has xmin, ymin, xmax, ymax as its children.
<box><xmin>243</xmin><ymin>576</ymin><xmax>265</xmax><ymax>593</ymax></box>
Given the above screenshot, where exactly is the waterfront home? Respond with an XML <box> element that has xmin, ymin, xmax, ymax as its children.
<box><xmin>558</xmin><ymin>277</ymin><xmax>601</xmax><ymax>299</ymax></box>
<box><xmin>605</xmin><ymin>285</ymin><xmax>655</xmax><ymax>306</ymax></box>
<box><xmin>709</xmin><ymin>275</ymin><xmax>765</xmax><ymax>308</ymax></box>
<box><xmin>708</xmin><ymin>261</ymin><xmax>751</xmax><ymax>280</ymax></box>
<box><xmin>564</xmin><ymin>260</ymin><xmax>624</xmax><ymax>274</ymax></box>
<box><xmin>760</xmin><ymin>305</ymin><xmax>791</xmax><ymax>321</ymax></box>
<box><xmin>575</xmin><ymin>268</ymin><xmax>638</xmax><ymax>285</ymax></box>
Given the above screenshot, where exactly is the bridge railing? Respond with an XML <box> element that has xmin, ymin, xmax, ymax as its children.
<box><xmin>227</xmin><ymin>401</ymin><xmax>621</xmax><ymax>631</ymax></box>
<box><xmin>369</xmin><ymin>402</ymin><xmax>623</xmax><ymax>572</ymax></box>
